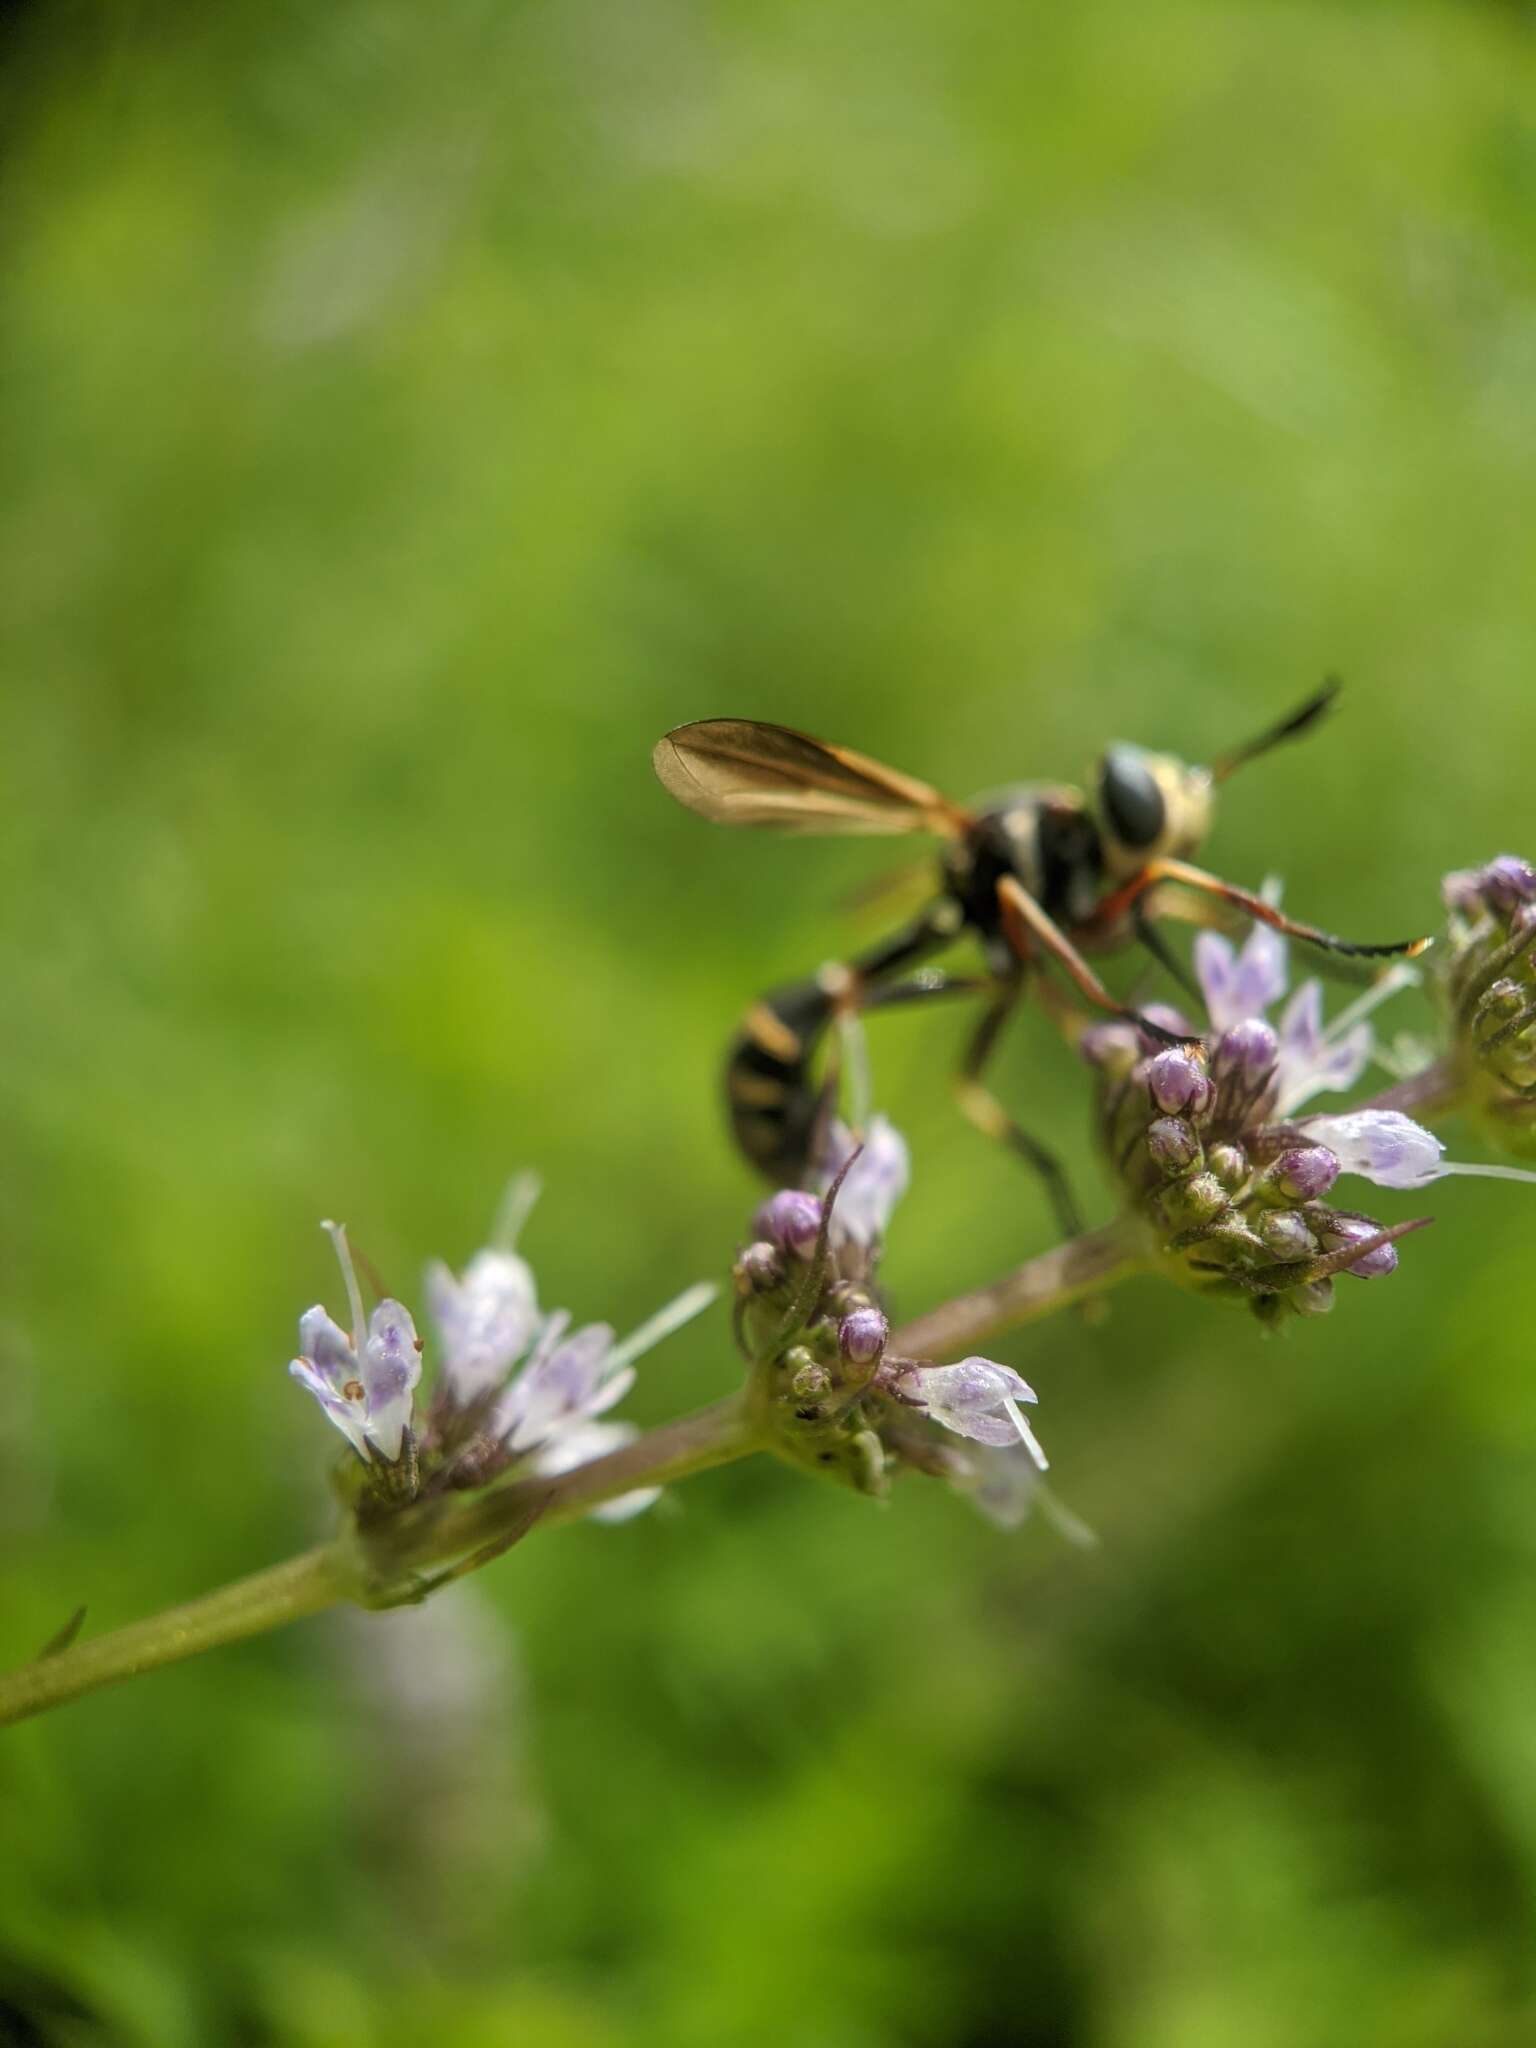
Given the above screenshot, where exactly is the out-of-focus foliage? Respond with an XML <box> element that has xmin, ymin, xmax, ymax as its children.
<box><xmin>3</xmin><ymin>0</ymin><xmax>1536</xmax><ymax>2040</ymax></box>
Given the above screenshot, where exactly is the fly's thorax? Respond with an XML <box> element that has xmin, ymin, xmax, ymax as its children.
<box><xmin>947</xmin><ymin>784</ymin><xmax>1104</xmax><ymax>932</ymax></box>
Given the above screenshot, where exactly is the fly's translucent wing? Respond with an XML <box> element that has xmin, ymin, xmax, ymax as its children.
<box><xmin>652</xmin><ymin>720</ymin><xmax>967</xmax><ymax>838</ymax></box>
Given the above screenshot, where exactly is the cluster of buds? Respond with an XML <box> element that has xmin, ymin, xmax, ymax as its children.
<box><xmin>288</xmin><ymin>1182</ymin><xmax>712</xmax><ymax>1522</ymax></box>
<box><xmin>732</xmin><ymin>1116</ymin><xmax>1048</xmax><ymax>1521</ymax></box>
<box><xmin>1085</xmin><ymin>917</ymin><xmax>1447</xmax><ymax>1322</ymax></box>
<box><xmin>1440</xmin><ymin>854</ymin><xmax>1536</xmax><ymax>1157</ymax></box>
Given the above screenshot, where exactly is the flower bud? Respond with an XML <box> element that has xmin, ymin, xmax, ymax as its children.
<box><xmin>1256</xmin><ymin>1209</ymin><xmax>1316</xmax><ymax>1262</ymax></box>
<box><xmin>1292</xmin><ymin>1278</ymin><xmax>1335</xmax><ymax>1317</ymax></box>
<box><xmin>1162</xmin><ymin>1171</ymin><xmax>1229</xmax><ymax>1229</ymax></box>
<box><xmin>791</xmin><ymin>1361</ymin><xmax>832</xmax><ymax>1403</ymax></box>
<box><xmin>1146</xmin><ymin>1116</ymin><xmax>1201</xmax><ymax>1175</ymax></box>
<box><xmin>1272</xmin><ymin>1144</ymin><xmax>1340</xmax><ymax>1201</ymax></box>
<box><xmin>735</xmin><ymin>1241</ymin><xmax>785</xmax><ymax>1294</ymax></box>
<box><xmin>1321</xmin><ymin>1215</ymin><xmax>1399</xmax><ymax>1279</ymax></box>
<box><xmin>1206</xmin><ymin>1141</ymin><xmax>1249</xmax><ymax>1191</ymax></box>
<box><xmin>757</xmin><ymin>1190</ymin><xmax>823</xmax><ymax>1260</ymax></box>
<box><xmin>1147</xmin><ymin>1047</ymin><xmax>1213</xmax><ymax>1117</ymax></box>
<box><xmin>838</xmin><ymin>1307</ymin><xmax>889</xmax><ymax>1364</ymax></box>
<box><xmin>1212</xmin><ymin>1017</ymin><xmax>1279</xmax><ymax>1081</ymax></box>
<box><xmin>1482</xmin><ymin>856</ymin><xmax>1536</xmax><ymax>914</ymax></box>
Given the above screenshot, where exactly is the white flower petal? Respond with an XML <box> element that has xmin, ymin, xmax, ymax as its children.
<box><xmin>819</xmin><ymin>1115</ymin><xmax>910</xmax><ymax>1246</ymax></box>
<box><xmin>361</xmin><ymin>1299</ymin><xmax>422</xmax><ymax>1462</ymax></box>
<box><xmin>289</xmin><ymin>1356</ymin><xmax>371</xmax><ymax>1461</ymax></box>
<box><xmin>429</xmin><ymin>1247</ymin><xmax>539</xmax><ymax>1404</ymax></box>
<box><xmin>531</xmin><ymin>1420</ymin><xmax>661</xmax><ymax>1521</ymax></box>
<box><xmin>1302</xmin><ymin>1110</ymin><xmax>1445</xmax><ymax>1189</ymax></box>
<box><xmin>296</xmin><ymin>1306</ymin><xmax>356</xmax><ymax>1389</ymax></box>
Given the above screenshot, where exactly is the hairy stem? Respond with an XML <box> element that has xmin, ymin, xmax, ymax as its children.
<box><xmin>0</xmin><ymin>1545</ymin><xmax>347</xmax><ymax>1730</ymax></box>
<box><xmin>891</xmin><ymin>1218</ymin><xmax>1145</xmax><ymax>1359</ymax></box>
<box><xmin>0</xmin><ymin>1394</ymin><xmax>756</xmax><ymax>1729</ymax></box>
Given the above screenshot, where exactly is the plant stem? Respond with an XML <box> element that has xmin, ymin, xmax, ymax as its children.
<box><xmin>890</xmin><ymin>1218</ymin><xmax>1145</xmax><ymax>1359</ymax></box>
<box><xmin>0</xmin><ymin>1545</ymin><xmax>346</xmax><ymax>1729</ymax></box>
<box><xmin>1362</xmin><ymin>1053</ymin><xmax>1463</xmax><ymax>1122</ymax></box>
<box><xmin>0</xmin><ymin>1394</ymin><xmax>757</xmax><ymax>1730</ymax></box>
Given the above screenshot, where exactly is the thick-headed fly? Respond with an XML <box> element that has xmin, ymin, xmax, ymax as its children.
<box><xmin>653</xmin><ymin>684</ymin><xmax>1430</xmax><ymax>1234</ymax></box>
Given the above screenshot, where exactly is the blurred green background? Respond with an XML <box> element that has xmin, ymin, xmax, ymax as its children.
<box><xmin>4</xmin><ymin>0</ymin><xmax>1536</xmax><ymax>2040</ymax></box>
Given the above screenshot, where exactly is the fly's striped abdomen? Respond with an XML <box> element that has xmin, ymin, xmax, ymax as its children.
<box><xmin>724</xmin><ymin>978</ymin><xmax>841</xmax><ymax>1186</ymax></box>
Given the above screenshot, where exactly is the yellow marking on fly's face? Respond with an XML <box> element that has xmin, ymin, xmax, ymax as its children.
<box><xmin>743</xmin><ymin>1002</ymin><xmax>803</xmax><ymax>1062</ymax></box>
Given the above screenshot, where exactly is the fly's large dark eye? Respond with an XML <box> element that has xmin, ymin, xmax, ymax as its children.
<box><xmin>1099</xmin><ymin>745</ymin><xmax>1166</xmax><ymax>850</ymax></box>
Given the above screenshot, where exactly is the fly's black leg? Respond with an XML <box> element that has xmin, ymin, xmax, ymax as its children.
<box><xmin>1131</xmin><ymin>897</ymin><xmax>1202</xmax><ymax>1007</ymax></box>
<box><xmin>952</xmin><ymin>982</ymin><xmax>1086</xmax><ymax>1240</ymax></box>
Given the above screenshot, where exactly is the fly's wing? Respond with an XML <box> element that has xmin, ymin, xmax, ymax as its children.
<box><xmin>652</xmin><ymin>720</ymin><xmax>968</xmax><ymax>837</ymax></box>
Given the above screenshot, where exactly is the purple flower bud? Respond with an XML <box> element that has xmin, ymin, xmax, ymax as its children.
<box><xmin>1257</xmin><ymin>1209</ymin><xmax>1316</xmax><ymax>1262</ymax></box>
<box><xmin>838</xmin><ymin>1306</ymin><xmax>889</xmax><ymax>1364</ymax></box>
<box><xmin>735</xmin><ymin>1241</ymin><xmax>785</xmax><ymax>1294</ymax></box>
<box><xmin>1146</xmin><ymin>1116</ymin><xmax>1200</xmax><ymax>1174</ymax></box>
<box><xmin>1441</xmin><ymin>867</ymin><xmax>1484</xmax><ymax>914</ymax></box>
<box><xmin>756</xmin><ymin>1190</ymin><xmax>823</xmax><ymax>1260</ymax></box>
<box><xmin>1273</xmin><ymin>1144</ymin><xmax>1340</xmax><ymax>1201</ymax></box>
<box><xmin>1481</xmin><ymin>855</ymin><xmax>1536</xmax><ymax>915</ymax></box>
<box><xmin>1322</xmin><ymin>1214</ymin><xmax>1399</xmax><ymax>1279</ymax></box>
<box><xmin>1147</xmin><ymin>1047</ymin><xmax>1213</xmax><ymax>1117</ymax></box>
<box><xmin>1213</xmin><ymin>1017</ymin><xmax>1279</xmax><ymax>1080</ymax></box>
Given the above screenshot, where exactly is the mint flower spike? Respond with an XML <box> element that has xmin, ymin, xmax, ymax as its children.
<box><xmin>289</xmin><ymin>1221</ymin><xmax>423</xmax><ymax>1465</ymax></box>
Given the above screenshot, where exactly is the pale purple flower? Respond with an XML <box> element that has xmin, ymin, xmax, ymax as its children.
<box><xmin>817</xmin><ymin>1114</ymin><xmax>910</xmax><ymax>1247</ymax></box>
<box><xmin>1443</xmin><ymin>855</ymin><xmax>1536</xmax><ymax>918</ymax></box>
<box><xmin>530</xmin><ymin>1420</ymin><xmax>660</xmax><ymax>1522</ymax></box>
<box><xmin>1194</xmin><ymin>918</ymin><xmax>1288</xmax><ymax>1034</ymax></box>
<box><xmin>493</xmin><ymin>1280</ymin><xmax>716</xmax><ymax>1510</ymax></box>
<box><xmin>948</xmin><ymin>1445</ymin><xmax>1097</xmax><ymax>1543</ymax></box>
<box><xmin>496</xmin><ymin>1314</ymin><xmax>634</xmax><ymax>1453</ymax></box>
<box><xmin>289</xmin><ymin>1221</ymin><xmax>422</xmax><ymax>1464</ymax></box>
<box><xmin>1301</xmin><ymin>1109</ymin><xmax>1444</xmax><ymax>1190</ymax></box>
<box><xmin>1272</xmin><ymin>980</ymin><xmax>1374</xmax><ymax>1115</ymax></box>
<box><xmin>426</xmin><ymin>1248</ymin><xmax>539</xmax><ymax>1406</ymax></box>
<box><xmin>1195</xmin><ymin>904</ymin><xmax>1417</xmax><ymax>1117</ymax></box>
<box><xmin>893</xmin><ymin>1357</ymin><xmax>1047</xmax><ymax>1469</ymax></box>
<box><xmin>1304</xmin><ymin>1107</ymin><xmax>1536</xmax><ymax>1191</ymax></box>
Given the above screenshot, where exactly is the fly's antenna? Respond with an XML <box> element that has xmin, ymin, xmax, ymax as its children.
<box><xmin>1211</xmin><ymin>677</ymin><xmax>1342</xmax><ymax>784</ymax></box>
